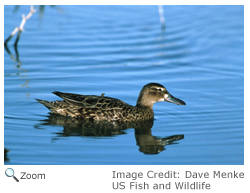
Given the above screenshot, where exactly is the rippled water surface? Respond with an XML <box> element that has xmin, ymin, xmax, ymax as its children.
<box><xmin>4</xmin><ymin>5</ymin><xmax>244</xmax><ymax>165</ymax></box>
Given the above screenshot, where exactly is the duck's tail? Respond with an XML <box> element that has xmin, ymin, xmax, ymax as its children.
<box><xmin>36</xmin><ymin>99</ymin><xmax>56</xmax><ymax>111</ymax></box>
<box><xmin>36</xmin><ymin>99</ymin><xmax>77</xmax><ymax>117</ymax></box>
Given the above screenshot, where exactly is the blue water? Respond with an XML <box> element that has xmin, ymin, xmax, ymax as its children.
<box><xmin>4</xmin><ymin>5</ymin><xmax>244</xmax><ymax>165</ymax></box>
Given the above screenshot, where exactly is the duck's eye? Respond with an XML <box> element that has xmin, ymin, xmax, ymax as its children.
<box><xmin>156</xmin><ymin>88</ymin><xmax>163</xmax><ymax>92</ymax></box>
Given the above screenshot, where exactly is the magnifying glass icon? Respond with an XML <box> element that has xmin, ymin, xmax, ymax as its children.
<box><xmin>5</xmin><ymin>168</ymin><xmax>19</xmax><ymax>182</ymax></box>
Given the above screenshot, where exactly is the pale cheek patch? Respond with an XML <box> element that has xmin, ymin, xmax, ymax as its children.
<box><xmin>159</xmin><ymin>94</ymin><xmax>168</xmax><ymax>102</ymax></box>
<box><xmin>163</xmin><ymin>94</ymin><xmax>169</xmax><ymax>101</ymax></box>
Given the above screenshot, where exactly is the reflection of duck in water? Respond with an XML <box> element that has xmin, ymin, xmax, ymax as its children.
<box><xmin>36</xmin><ymin>114</ymin><xmax>184</xmax><ymax>155</ymax></box>
<box><xmin>36</xmin><ymin>83</ymin><xmax>186</xmax><ymax>121</ymax></box>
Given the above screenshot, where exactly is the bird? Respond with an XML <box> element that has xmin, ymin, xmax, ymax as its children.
<box><xmin>36</xmin><ymin>83</ymin><xmax>186</xmax><ymax>122</ymax></box>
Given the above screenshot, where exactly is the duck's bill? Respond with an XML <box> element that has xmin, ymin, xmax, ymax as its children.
<box><xmin>164</xmin><ymin>94</ymin><xmax>186</xmax><ymax>105</ymax></box>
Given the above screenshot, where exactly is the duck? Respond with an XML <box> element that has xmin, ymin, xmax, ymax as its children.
<box><xmin>36</xmin><ymin>83</ymin><xmax>186</xmax><ymax>122</ymax></box>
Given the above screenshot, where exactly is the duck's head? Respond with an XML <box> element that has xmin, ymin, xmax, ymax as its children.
<box><xmin>136</xmin><ymin>83</ymin><xmax>186</xmax><ymax>108</ymax></box>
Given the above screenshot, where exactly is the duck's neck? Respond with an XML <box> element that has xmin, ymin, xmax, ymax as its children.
<box><xmin>136</xmin><ymin>88</ymin><xmax>155</xmax><ymax>109</ymax></box>
<box><xmin>136</xmin><ymin>96</ymin><xmax>154</xmax><ymax>109</ymax></box>
<box><xmin>136</xmin><ymin>102</ymin><xmax>153</xmax><ymax>109</ymax></box>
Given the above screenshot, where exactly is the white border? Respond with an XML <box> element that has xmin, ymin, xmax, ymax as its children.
<box><xmin>2</xmin><ymin>1</ymin><xmax>249</xmax><ymax>192</ymax></box>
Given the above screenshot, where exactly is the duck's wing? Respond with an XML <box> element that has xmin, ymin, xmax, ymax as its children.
<box><xmin>52</xmin><ymin>91</ymin><xmax>100</xmax><ymax>107</ymax></box>
<box><xmin>52</xmin><ymin>91</ymin><xmax>128</xmax><ymax>109</ymax></box>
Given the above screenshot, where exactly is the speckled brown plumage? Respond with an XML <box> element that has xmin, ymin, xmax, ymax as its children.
<box><xmin>36</xmin><ymin>83</ymin><xmax>186</xmax><ymax>122</ymax></box>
